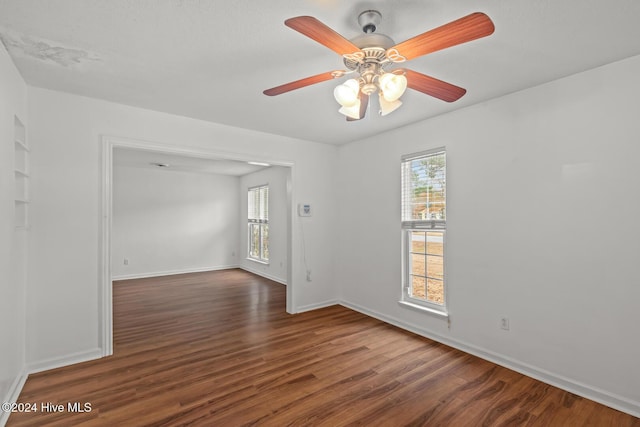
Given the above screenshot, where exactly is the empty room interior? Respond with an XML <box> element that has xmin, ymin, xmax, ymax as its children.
<box><xmin>1</xmin><ymin>1</ymin><xmax>640</xmax><ymax>425</ymax></box>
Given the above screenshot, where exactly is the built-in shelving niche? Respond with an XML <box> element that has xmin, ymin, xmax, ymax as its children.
<box><xmin>14</xmin><ymin>115</ymin><xmax>29</xmax><ymax>229</ymax></box>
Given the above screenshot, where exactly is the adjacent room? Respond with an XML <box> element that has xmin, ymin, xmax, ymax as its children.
<box><xmin>1</xmin><ymin>1</ymin><xmax>639</xmax><ymax>425</ymax></box>
<box><xmin>110</xmin><ymin>147</ymin><xmax>290</xmax><ymax>286</ymax></box>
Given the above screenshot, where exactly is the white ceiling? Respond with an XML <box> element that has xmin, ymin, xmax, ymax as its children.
<box><xmin>1</xmin><ymin>0</ymin><xmax>640</xmax><ymax>146</ymax></box>
<box><xmin>113</xmin><ymin>147</ymin><xmax>270</xmax><ymax>176</ymax></box>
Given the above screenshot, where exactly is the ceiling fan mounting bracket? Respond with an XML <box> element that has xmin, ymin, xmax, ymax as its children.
<box><xmin>358</xmin><ymin>10</ymin><xmax>382</xmax><ymax>34</ymax></box>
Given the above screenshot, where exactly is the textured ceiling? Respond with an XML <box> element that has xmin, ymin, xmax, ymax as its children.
<box><xmin>1</xmin><ymin>0</ymin><xmax>640</xmax><ymax>145</ymax></box>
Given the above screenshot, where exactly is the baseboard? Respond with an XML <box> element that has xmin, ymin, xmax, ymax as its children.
<box><xmin>26</xmin><ymin>348</ymin><xmax>103</xmax><ymax>375</ymax></box>
<box><xmin>296</xmin><ymin>299</ymin><xmax>339</xmax><ymax>314</ymax></box>
<box><xmin>340</xmin><ymin>300</ymin><xmax>640</xmax><ymax>419</ymax></box>
<box><xmin>239</xmin><ymin>266</ymin><xmax>287</xmax><ymax>285</ymax></box>
<box><xmin>112</xmin><ymin>264</ymin><xmax>239</xmax><ymax>281</ymax></box>
<box><xmin>0</xmin><ymin>369</ymin><xmax>29</xmax><ymax>427</ymax></box>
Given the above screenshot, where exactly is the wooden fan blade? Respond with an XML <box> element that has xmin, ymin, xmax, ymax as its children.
<box><xmin>263</xmin><ymin>71</ymin><xmax>343</xmax><ymax>96</ymax></box>
<box><xmin>388</xmin><ymin>12</ymin><xmax>494</xmax><ymax>61</ymax></box>
<box><xmin>403</xmin><ymin>69</ymin><xmax>467</xmax><ymax>102</ymax></box>
<box><xmin>285</xmin><ymin>16</ymin><xmax>362</xmax><ymax>56</ymax></box>
<box><xmin>347</xmin><ymin>93</ymin><xmax>369</xmax><ymax>121</ymax></box>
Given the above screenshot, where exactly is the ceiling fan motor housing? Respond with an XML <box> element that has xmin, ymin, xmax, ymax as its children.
<box><xmin>343</xmin><ymin>11</ymin><xmax>397</xmax><ymax>95</ymax></box>
<box><xmin>345</xmin><ymin>10</ymin><xmax>396</xmax><ymax>72</ymax></box>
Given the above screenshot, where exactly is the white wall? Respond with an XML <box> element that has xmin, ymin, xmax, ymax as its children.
<box><xmin>16</xmin><ymin>43</ymin><xmax>640</xmax><ymax>418</ymax></box>
<box><xmin>26</xmin><ymin>87</ymin><xmax>338</xmax><ymax>369</ymax></box>
<box><xmin>0</xmin><ymin>42</ymin><xmax>28</xmax><ymax>422</ymax></box>
<box><xmin>239</xmin><ymin>166</ymin><xmax>289</xmax><ymax>284</ymax></box>
<box><xmin>112</xmin><ymin>164</ymin><xmax>240</xmax><ymax>279</ymax></box>
<box><xmin>336</xmin><ymin>54</ymin><xmax>640</xmax><ymax>415</ymax></box>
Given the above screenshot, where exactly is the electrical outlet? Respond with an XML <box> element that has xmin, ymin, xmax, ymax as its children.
<box><xmin>123</xmin><ymin>258</ymin><xmax>129</xmax><ymax>266</ymax></box>
<box><xmin>306</xmin><ymin>270</ymin><xmax>312</xmax><ymax>282</ymax></box>
<box><xmin>500</xmin><ymin>316</ymin><xmax>509</xmax><ymax>331</ymax></box>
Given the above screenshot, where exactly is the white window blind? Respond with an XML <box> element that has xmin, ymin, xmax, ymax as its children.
<box><xmin>248</xmin><ymin>185</ymin><xmax>269</xmax><ymax>223</ymax></box>
<box><xmin>401</xmin><ymin>149</ymin><xmax>447</xmax><ymax>310</ymax></box>
<box><xmin>248</xmin><ymin>185</ymin><xmax>269</xmax><ymax>262</ymax></box>
<box><xmin>401</xmin><ymin>150</ymin><xmax>446</xmax><ymax>229</ymax></box>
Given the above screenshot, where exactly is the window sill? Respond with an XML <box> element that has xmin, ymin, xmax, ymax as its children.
<box><xmin>246</xmin><ymin>258</ymin><xmax>269</xmax><ymax>266</ymax></box>
<box><xmin>398</xmin><ymin>300</ymin><xmax>449</xmax><ymax>319</ymax></box>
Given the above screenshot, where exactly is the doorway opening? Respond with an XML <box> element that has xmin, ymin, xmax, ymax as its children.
<box><xmin>99</xmin><ymin>136</ymin><xmax>294</xmax><ymax>356</ymax></box>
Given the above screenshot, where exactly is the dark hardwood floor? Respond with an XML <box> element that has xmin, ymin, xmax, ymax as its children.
<box><xmin>7</xmin><ymin>269</ymin><xmax>639</xmax><ymax>426</ymax></box>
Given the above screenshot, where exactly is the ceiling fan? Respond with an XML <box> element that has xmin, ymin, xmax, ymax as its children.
<box><xmin>264</xmin><ymin>10</ymin><xmax>494</xmax><ymax>121</ymax></box>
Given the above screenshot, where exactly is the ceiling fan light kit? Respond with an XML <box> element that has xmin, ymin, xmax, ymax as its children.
<box><xmin>334</xmin><ymin>78</ymin><xmax>360</xmax><ymax>107</ymax></box>
<box><xmin>264</xmin><ymin>10</ymin><xmax>494</xmax><ymax>121</ymax></box>
<box><xmin>379</xmin><ymin>72</ymin><xmax>407</xmax><ymax>102</ymax></box>
<box><xmin>379</xmin><ymin>94</ymin><xmax>402</xmax><ymax>117</ymax></box>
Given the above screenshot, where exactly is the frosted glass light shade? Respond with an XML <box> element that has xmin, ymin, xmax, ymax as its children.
<box><xmin>338</xmin><ymin>99</ymin><xmax>362</xmax><ymax>119</ymax></box>
<box><xmin>334</xmin><ymin>79</ymin><xmax>361</xmax><ymax>107</ymax></box>
<box><xmin>379</xmin><ymin>73</ymin><xmax>407</xmax><ymax>102</ymax></box>
<box><xmin>378</xmin><ymin>93</ymin><xmax>402</xmax><ymax>116</ymax></box>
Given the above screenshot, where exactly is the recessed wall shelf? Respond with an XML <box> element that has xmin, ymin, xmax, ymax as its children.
<box><xmin>14</xmin><ymin>137</ymin><xmax>29</xmax><ymax>152</ymax></box>
<box><xmin>14</xmin><ymin>115</ymin><xmax>29</xmax><ymax>229</ymax></box>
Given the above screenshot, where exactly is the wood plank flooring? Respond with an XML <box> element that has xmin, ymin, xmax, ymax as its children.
<box><xmin>7</xmin><ymin>269</ymin><xmax>639</xmax><ymax>426</ymax></box>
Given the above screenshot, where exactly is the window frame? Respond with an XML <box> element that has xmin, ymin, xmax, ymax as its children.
<box><xmin>247</xmin><ymin>184</ymin><xmax>269</xmax><ymax>264</ymax></box>
<box><xmin>400</xmin><ymin>148</ymin><xmax>448</xmax><ymax>316</ymax></box>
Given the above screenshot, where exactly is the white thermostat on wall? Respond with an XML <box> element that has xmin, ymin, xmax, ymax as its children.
<box><xmin>298</xmin><ymin>203</ymin><xmax>312</xmax><ymax>217</ymax></box>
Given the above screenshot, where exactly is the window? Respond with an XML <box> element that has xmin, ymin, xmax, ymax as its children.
<box><xmin>401</xmin><ymin>149</ymin><xmax>446</xmax><ymax>312</ymax></box>
<box><xmin>248</xmin><ymin>185</ymin><xmax>269</xmax><ymax>262</ymax></box>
